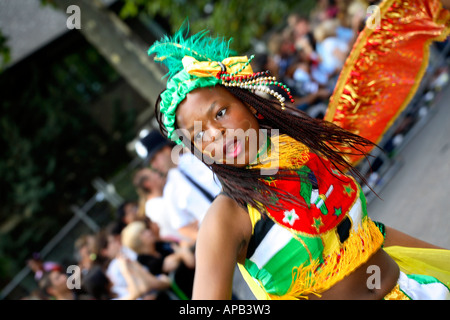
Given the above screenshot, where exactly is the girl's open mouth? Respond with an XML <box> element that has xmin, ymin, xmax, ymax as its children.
<box><xmin>224</xmin><ymin>139</ymin><xmax>243</xmax><ymax>159</ymax></box>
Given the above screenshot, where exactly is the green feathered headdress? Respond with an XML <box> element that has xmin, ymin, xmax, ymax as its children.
<box><xmin>148</xmin><ymin>22</ymin><xmax>236</xmax><ymax>79</ymax></box>
<box><xmin>148</xmin><ymin>21</ymin><xmax>293</xmax><ymax>145</ymax></box>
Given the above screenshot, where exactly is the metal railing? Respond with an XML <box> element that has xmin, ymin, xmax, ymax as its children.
<box><xmin>0</xmin><ymin>156</ymin><xmax>144</xmax><ymax>300</ymax></box>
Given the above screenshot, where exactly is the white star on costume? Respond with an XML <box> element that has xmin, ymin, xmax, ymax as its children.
<box><xmin>282</xmin><ymin>209</ymin><xmax>299</xmax><ymax>226</ymax></box>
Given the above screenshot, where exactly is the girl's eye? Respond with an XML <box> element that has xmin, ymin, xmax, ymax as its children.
<box><xmin>216</xmin><ymin>108</ymin><xmax>226</xmax><ymax>118</ymax></box>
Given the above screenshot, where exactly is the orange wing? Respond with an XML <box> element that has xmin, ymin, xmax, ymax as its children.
<box><xmin>325</xmin><ymin>0</ymin><xmax>450</xmax><ymax>166</ymax></box>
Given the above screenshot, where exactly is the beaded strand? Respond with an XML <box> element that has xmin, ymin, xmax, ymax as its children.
<box><xmin>216</xmin><ymin>55</ymin><xmax>295</xmax><ymax>109</ymax></box>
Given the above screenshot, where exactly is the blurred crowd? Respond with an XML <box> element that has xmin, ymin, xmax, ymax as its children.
<box><xmin>19</xmin><ymin>0</ymin><xmax>449</xmax><ymax>300</ymax></box>
<box><xmin>254</xmin><ymin>0</ymin><xmax>379</xmax><ymax>118</ymax></box>
<box><xmin>23</xmin><ymin>129</ymin><xmax>221</xmax><ymax>300</ymax></box>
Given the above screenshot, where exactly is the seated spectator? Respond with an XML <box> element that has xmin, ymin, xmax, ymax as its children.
<box><xmin>313</xmin><ymin>19</ymin><xmax>350</xmax><ymax>88</ymax></box>
<box><xmin>116</xmin><ymin>252</ymin><xmax>172</xmax><ymax>300</ymax></box>
<box><xmin>82</xmin><ymin>258</ymin><xmax>172</xmax><ymax>300</ymax></box>
<box><xmin>95</xmin><ymin>221</ymin><xmax>172</xmax><ymax>299</ymax></box>
<box><xmin>74</xmin><ymin>233</ymin><xmax>101</xmax><ymax>275</ymax></box>
<box><xmin>82</xmin><ymin>265</ymin><xmax>115</xmax><ymax>300</ymax></box>
<box><xmin>27</xmin><ymin>253</ymin><xmax>63</xmax><ymax>282</ymax></box>
<box><xmin>139</xmin><ymin>130</ymin><xmax>221</xmax><ymax>246</ymax></box>
<box><xmin>116</xmin><ymin>200</ymin><xmax>139</xmax><ymax>227</ymax></box>
<box><xmin>38</xmin><ymin>269</ymin><xmax>89</xmax><ymax>300</ymax></box>
<box><xmin>121</xmin><ymin>221</ymin><xmax>195</xmax><ymax>299</ymax></box>
<box><xmin>310</xmin><ymin>0</ymin><xmax>338</xmax><ymax>28</ymax></box>
<box><xmin>132</xmin><ymin>166</ymin><xmax>183</xmax><ymax>242</ymax></box>
<box><xmin>133</xmin><ymin>166</ymin><xmax>167</xmax><ymax>218</ymax></box>
<box><xmin>99</xmin><ymin>221</ymin><xmax>136</xmax><ymax>298</ymax></box>
<box><xmin>283</xmin><ymin>50</ymin><xmax>331</xmax><ymax>112</ymax></box>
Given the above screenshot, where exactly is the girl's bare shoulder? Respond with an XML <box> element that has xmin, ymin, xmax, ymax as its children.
<box><xmin>200</xmin><ymin>193</ymin><xmax>252</xmax><ymax>241</ymax></box>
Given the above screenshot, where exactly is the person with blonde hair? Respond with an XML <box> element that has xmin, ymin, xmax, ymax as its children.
<box><xmin>121</xmin><ymin>221</ymin><xmax>195</xmax><ymax>299</ymax></box>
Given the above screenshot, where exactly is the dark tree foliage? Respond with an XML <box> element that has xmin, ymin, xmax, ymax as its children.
<box><xmin>119</xmin><ymin>0</ymin><xmax>316</xmax><ymax>53</ymax></box>
<box><xmin>0</xmin><ymin>37</ymin><xmax>136</xmax><ymax>281</ymax></box>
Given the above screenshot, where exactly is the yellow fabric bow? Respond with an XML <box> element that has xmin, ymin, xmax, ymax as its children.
<box><xmin>182</xmin><ymin>55</ymin><xmax>254</xmax><ymax>78</ymax></box>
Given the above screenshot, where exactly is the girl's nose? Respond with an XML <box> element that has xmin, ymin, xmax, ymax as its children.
<box><xmin>206</xmin><ymin>126</ymin><xmax>225</xmax><ymax>143</ymax></box>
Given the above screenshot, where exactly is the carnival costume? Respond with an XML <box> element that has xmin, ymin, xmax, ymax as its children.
<box><xmin>148</xmin><ymin>0</ymin><xmax>450</xmax><ymax>300</ymax></box>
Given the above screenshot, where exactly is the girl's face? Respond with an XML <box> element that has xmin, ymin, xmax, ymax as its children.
<box><xmin>176</xmin><ymin>86</ymin><xmax>261</xmax><ymax>167</ymax></box>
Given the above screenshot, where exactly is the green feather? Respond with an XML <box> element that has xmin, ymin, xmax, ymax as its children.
<box><xmin>148</xmin><ymin>20</ymin><xmax>235</xmax><ymax>79</ymax></box>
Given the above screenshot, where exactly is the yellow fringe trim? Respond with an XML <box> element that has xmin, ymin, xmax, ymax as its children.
<box><xmin>383</xmin><ymin>284</ymin><xmax>411</xmax><ymax>300</ymax></box>
<box><xmin>249</xmin><ymin>134</ymin><xmax>310</xmax><ymax>171</ymax></box>
<box><xmin>268</xmin><ymin>218</ymin><xmax>384</xmax><ymax>300</ymax></box>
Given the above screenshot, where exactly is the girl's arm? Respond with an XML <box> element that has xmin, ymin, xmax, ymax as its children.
<box><xmin>384</xmin><ymin>226</ymin><xmax>445</xmax><ymax>249</ymax></box>
<box><xmin>192</xmin><ymin>195</ymin><xmax>252</xmax><ymax>300</ymax></box>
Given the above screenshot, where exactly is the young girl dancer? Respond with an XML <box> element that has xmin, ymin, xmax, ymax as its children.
<box><xmin>148</xmin><ymin>0</ymin><xmax>450</xmax><ymax>299</ymax></box>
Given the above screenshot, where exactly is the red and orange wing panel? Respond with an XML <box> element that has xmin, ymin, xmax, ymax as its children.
<box><xmin>325</xmin><ymin>0</ymin><xmax>450</xmax><ymax>166</ymax></box>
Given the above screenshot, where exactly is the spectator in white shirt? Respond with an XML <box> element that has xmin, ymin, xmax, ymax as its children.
<box><xmin>139</xmin><ymin>130</ymin><xmax>222</xmax><ymax>246</ymax></box>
